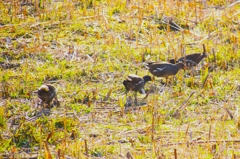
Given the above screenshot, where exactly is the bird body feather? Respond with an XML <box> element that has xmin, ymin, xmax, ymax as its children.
<box><xmin>147</xmin><ymin>62</ymin><xmax>185</xmax><ymax>78</ymax></box>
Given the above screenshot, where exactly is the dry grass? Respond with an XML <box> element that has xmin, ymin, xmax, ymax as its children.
<box><xmin>0</xmin><ymin>0</ymin><xmax>240</xmax><ymax>158</ymax></box>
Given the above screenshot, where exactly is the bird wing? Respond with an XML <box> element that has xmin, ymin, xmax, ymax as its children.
<box><xmin>134</xmin><ymin>80</ymin><xmax>144</xmax><ymax>87</ymax></box>
<box><xmin>186</xmin><ymin>60</ymin><xmax>197</xmax><ymax>67</ymax></box>
<box><xmin>128</xmin><ymin>75</ymin><xmax>143</xmax><ymax>86</ymax></box>
<box><xmin>153</xmin><ymin>66</ymin><xmax>167</xmax><ymax>73</ymax></box>
<box><xmin>147</xmin><ymin>63</ymin><xmax>173</xmax><ymax>76</ymax></box>
<box><xmin>127</xmin><ymin>74</ymin><xmax>141</xmax><ymax>81</ymax></box>
<box><xmin>178</xmin><ymin>59</ymin><xmax>197</xmax><ymax>67</ymax></box>
<box><xmin>178</xmin><ymin>53</ymin><xmax>201</xmax><ymax>63</ymax></box>
<box><xmin>124</xmin><ymin>74</ymin><xmax>144</xmax><ymax>89</ymax></box>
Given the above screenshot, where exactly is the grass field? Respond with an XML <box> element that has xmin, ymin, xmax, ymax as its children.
<box><xmin>0</xmin><ymin>0</ymin><xmax>240</xmax><ymax>158</ymax></box>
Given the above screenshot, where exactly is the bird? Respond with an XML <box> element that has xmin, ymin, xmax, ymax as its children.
<box><xmin>123</xmin><ymin>74</ymin><xmax>152</xmax><ymax>106</ymax></box>
<box><xmin>37</xmin><ymin>84</ymin><xmax>59</xmax><ymax>108</ymax></box>
<box><xmin>146</xmin><ymin>62</ymin><xmax>186</xmax><ymax>85</ymax></box>
<box><xmin>169</xmin><ymin>44</ymin><xmax>207</xmax><ymax>67</ymax></box>
<box><xmin>169</xmin><ymin>58</ymin><xmax>198</xmax><ymax>69</ymax></box>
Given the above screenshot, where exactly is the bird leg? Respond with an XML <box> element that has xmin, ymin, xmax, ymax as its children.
<box><xmin>125</xmin><ymin>91</ymin><xmax>128</xmax><ymax>102</ymax></box>
<box><xmin>191</xmin><ymin>66</ymin><xmax>196</xmax><ymax>76</ymax></box>
<box><xmin>187</xmin><ymin>66</ymin><xmax>195</xmax><ymax>77</ymax></box>
<box><xmin>165</xmin><ymin>77</ymin><xmax>168</xmax><ymax>86</ymax></box>
<box><xmin>47</xmin><ymin>100</ymin><xmax>53</xmax><ymax>109</ymax></box>
<box><xmin>134</xmin><ymin>92</ymin><xmax>138</xmax><ymax>106</ymax></box>
<box><xmin>125</xmin><ymin>91</ymin><xmax>131</xmax><ymax>107</ymax></box>
<box><xmin>54</xmin><ymin>95</ymin><xmax>60</xmax><ymax>107</ymax></box>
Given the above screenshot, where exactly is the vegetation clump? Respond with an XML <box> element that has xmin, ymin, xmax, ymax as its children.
<box><xmin>0</xmin><ymin>0</ymin><xmax>239</xmax><ymax>158</ymax></box>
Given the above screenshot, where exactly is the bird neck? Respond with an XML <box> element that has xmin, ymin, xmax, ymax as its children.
<box><xmin>173</xmin><ymin>64</ymin><xmax>184</xmax><ymax>73</ymax></box>
<box><xmin>143</xmin><ymin>76</ymin><xmax>151</xmax><ymax>85</ymax></box>
<box><xmin>175</xmin><ymin>63</ymin><xmax>183</xmax><ymax>69</ymax></box>
<box><xmin>197</xmin><ymin>54</ymin><xmax>207</xmax><ymax>63</ymax></box>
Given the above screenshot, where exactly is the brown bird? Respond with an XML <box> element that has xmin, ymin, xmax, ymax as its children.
<box><xmin>37</xmin><ymin>84</ymin><xmax>59</xmax><ymax>108</ymax></box>
<box><xmin>123</xmin><ymin>74</ymin><xmax>152</xmax><ymax>105</ymax></box>
<box><xmin>169</xmin><ymin>44</ymin><xmax>207</xmax><ymax>67</ymax></box>
<box><xmin>146</xmin><ymin>62</ymin><xmax>186</xmax><ymax>85</ymax></box>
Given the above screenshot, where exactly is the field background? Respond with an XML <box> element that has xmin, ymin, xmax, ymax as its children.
<box><xmin>0</xmin><ymin>0</ymin><xmax>240</xmax><ymax>158</ymax></box>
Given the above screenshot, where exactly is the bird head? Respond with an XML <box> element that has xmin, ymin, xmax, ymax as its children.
<box><xmin>143</xmin><ymin>75</ymin><xmax>152</xmax><ymax>82</ymax></box>
<box><xmin>169</xmin><ymin>58</ymin><xmax>176</xmax><ymax>64</ymax></box>
<box><xmin>202</xmin><ymin>53</ymin><xmax>208</xmax><ymax>58</ymax></box>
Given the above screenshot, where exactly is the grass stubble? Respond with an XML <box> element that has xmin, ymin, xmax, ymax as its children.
<box><xmin>0</xmin><ymin>0</ymin><xmax>240</xmax><ymax>158</ymax></box>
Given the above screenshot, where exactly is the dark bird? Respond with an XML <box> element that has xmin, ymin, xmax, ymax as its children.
<box><xmin>146</xmin><ymin>62</ymin><xmax>186</xmax><ymax>85</ymax></box>
<box><xmin>38</xmin><ymin>84</ymin><xmax>59</xmax><ymax>108</ymax></box>
<box><xmin>123</xmin><ymin>74</ymin><xmax>152</xmax><ymax>105</ymax></box>
<box><xmin>169</xmin><ymin>44</ymin><xmax>207</xmax><ymax>67</ymax></box>
<box><xmin>169</xmin><ymin>59</ymin><xmax>198</xmax><ymax>69</ymax></box>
